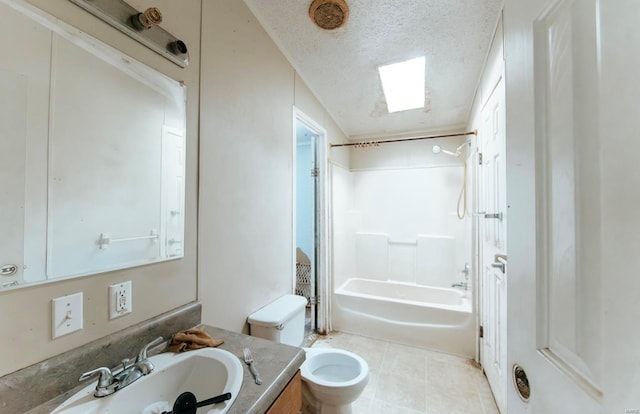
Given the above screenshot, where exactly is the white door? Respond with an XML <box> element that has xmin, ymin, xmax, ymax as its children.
<box><xmin>480</xmin><ymin>77</ymin><xmax>507</xmax><ymax>413</ymax></box>
<box><xmin>309</xmin><ymin>133</ymin><xmax>318</xmax><ymax>332</ymax></box>
<box><xmin>505</xmin><ymin>0</ymin><xmax>640</xmax><ymax>412</ymax></box>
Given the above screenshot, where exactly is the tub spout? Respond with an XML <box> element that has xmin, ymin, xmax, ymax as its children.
<box><xmin>452</xmin><ymin>282</ymin><xmax>469</xmax><ymax>290</ymax></box>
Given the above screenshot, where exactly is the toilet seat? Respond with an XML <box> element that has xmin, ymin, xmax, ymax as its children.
<box><xmin>301</xmin><ymin>349</ymin><xmax>368</xmax><ymax>388</ymax></box>
<box><xmin>300</xmin><ymin>348</ymin><xmax>369</xmax><ymax>414</ymax></box>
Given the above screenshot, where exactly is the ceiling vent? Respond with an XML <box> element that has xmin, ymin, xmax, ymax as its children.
<box><xmin>309</xmin><ymin>0</ymin><xmax>349</xmax><ymax>30</ymax></box>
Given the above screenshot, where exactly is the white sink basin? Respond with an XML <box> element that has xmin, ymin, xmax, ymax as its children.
<box><xmin>52</xmin><ymin>348</ymin><xmax>243</xmax><ymax>414</ymax></box>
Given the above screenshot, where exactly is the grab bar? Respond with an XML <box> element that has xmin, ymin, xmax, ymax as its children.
<box><xmin>98</xmin><ymin>230</ymin><xmax>159</xmax><ymax>249</ymax></box>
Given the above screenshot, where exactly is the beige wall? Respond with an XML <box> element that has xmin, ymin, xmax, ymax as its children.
<box><xmin>0</xmin><ymin>0</ymin><xmax>348</xmax><ymax>378</ymax></box>
<box><xmin>198</xmin><ymin>0</ymin><xmax>348</xmax><ymax>333</ymax></box>
<box><xmin>0</xmin><ymin>0</ymin><xmax>201</xmax><ymax>377</ymax></box>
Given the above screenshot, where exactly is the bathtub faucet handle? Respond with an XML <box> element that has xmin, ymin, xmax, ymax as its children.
<box><xmin>461</xmin><ymin>263</ymin><xmax>470</xmax><ymax>285</ymax></box>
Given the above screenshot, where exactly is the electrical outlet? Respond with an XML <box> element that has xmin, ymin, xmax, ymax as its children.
<box><xmin>109</xmin><ymin>281</ymin><xmax>132</xmax><ymax>319</ymax></box>
<box><xmin>52</xmin><ymin>292</ymin><xmax>83</xmax><ymax>339</ymax></box>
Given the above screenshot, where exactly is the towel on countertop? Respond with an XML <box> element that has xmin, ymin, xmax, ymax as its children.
<box><xmin>167</xmin><ymin>327</ymin><xmax>223</xmax><ymax>353</ymax></box>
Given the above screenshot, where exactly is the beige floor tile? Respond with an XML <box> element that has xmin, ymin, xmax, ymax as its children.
<box><xmin>351</xmin><ymin>397</ymin><xmax>373</xmax><ymax>413</ymax></box>
<box><xmin>359</xmin><ymin>370</ymin><xmax>378</xmax><ymax>402</ymax></box>
<box><xmin>426</xmin><ymin>348</ymin><xmax>473</xmax><ymax>363</ymax></box>
<box><xmin>478</xmin><ymin>387</ymin><xmax>500</xmax><ymax>414</ymax></box>
<box><xmin>428</xmin><ymin>360</ymin><xmax>484</xmax><ymax>392</ymax></box>
<box><xmin>312</xmin><ymin>331</ymin><xmax>354</xmax><ymax>349</ymax></box>
<box><xmin>427</xmin><ymin>384</ymin><xmax>486</xmax><ymax>413</ymax></box>
<box><xmin>310</xmin><ymin>332</ymin><xmax>498</xmax><ymax>414</ymax></box>
<box><xmin>476</xmin><ymin>373</ymin><xmax>497</xmax><ymax>396</ymax></box>
<box><xmin>332</xmin><ymin>333</ymin><xmax>388</xmax><ymax>372</ymax></box>
<box><xmin>313</xmin><ymin>332</ymin><xmax>388</xmax><ymax>368</ymax></box>
<box><xmin>369</xmin><ymin>399</ymin><xmax>425</xmax><ymax>414</ymax></box>
<box><xmin>375</xmin><ymin>372</ymin><xmax>427</xmax><ymax>412</ymax></box>
<box><xmin>381</xmin><ymin>342</ymin><xmax>427</xmax><ymax>381</ymax></box>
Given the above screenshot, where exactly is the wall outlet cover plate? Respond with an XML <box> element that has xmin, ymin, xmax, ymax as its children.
<box><xmin>109</xmin><ymin>281</ymin><xmax>132</xmax><ymax>319</ymax></box>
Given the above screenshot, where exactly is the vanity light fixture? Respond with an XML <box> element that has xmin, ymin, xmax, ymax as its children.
<box><xmin>67</xmin><ymin>0</ymin><xmax>189</xmax><ymax>67</ymax></box>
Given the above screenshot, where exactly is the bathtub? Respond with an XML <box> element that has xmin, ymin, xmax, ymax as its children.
<box><xmin>333</xmin><ymin>278</ymin><xmax>475</xmax><ymax>357</ymax></box>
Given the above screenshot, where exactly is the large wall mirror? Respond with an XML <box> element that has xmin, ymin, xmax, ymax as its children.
<box><xmin>0</xmin><ymin>0</ymin><xmax>186</xmax><ymax>290</ymax></box>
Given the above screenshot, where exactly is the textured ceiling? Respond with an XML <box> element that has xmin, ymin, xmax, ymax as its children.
<box><xmin>244</xmin><ymin>0</ymin><xmax>502</xmax><ymax>139</ymax></box>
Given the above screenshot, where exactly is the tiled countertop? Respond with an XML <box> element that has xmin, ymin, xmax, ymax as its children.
<box><xmin>26</xmin><ymin>325</ymin><xmax>305</xmax><ymax>414</ymax></box>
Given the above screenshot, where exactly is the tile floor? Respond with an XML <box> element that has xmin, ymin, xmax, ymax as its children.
<box><xmin>310</xmin><ymin>331</ymin><xmax>499</xmax><ymax>414</ymax></box>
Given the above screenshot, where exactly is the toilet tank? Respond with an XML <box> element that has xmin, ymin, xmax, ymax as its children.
<box><xmin>247</xmin><ymin>294</ymin><xmax>307</xmax><ymax>346</ymax></box>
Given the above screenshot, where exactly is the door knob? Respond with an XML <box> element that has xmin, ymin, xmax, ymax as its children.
<box><xmin>484</xmin><ymin>212</ymin><xmax>503</xmax><ymax>221</ymax></box>
<box><xmin>491</xmin><ymin>262</ymin><xmax>505</xmax><ymax>273</ymax></box>
<box><xmin>491</xmin><ymin>254</ymin><xmax>507</xmax><ymax>273</ymax></box>
<box><xmin>473</xmin><ymin>212</ymin><xmax>503</xmax><ymax>221</ymax></box>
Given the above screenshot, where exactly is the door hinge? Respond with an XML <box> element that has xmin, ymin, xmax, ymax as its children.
<box><xmin>478</xmin><ymin>153</ymin><xmax>483</xmax><ymax>165</ymax></box>
<box><xmin>479</xmin><ymin>325</ymin><xmax>484</xmax><ymax>338</ymax></box>
<box><xmin>311</xmin><ymin>168</ymin><xmax>319</xmax><ymax>177</ymax></box>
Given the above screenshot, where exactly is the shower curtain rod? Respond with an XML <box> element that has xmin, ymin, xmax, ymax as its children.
<box><xmin>330</xmin><ymin>130</ymin><xmax>477</xmax><ymax>148</ymax></box>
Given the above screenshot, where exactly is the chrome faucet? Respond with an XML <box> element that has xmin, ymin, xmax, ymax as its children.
<box><xmin>451</xmin><ymin>281</ymin><xmax>469</xmax><ymax>289</ymax></box>
<box><xmin>78</xmin><ymin>367</ymin><xmax>117</xmax><ymax>397</ymax></box>
<box><xmin>452</xmin><ymin>263</ymin><xmax>471</xmax><ymax>290</ymax></box>
<box><xmin>79</xmin><ymin>336</ymin><xmax>164</xmax><ymax>397</ymax></box>
<box><xmin>133</xmin><ymin>336</ymin><xmax>162</xmax><ymax>375</ymax></box>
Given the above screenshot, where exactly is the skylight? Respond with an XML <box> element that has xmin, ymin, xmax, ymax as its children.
<box><xmin>378</xmin><ymin>56</ymin><xmax>426</xmax><ymax>113</ymax></box>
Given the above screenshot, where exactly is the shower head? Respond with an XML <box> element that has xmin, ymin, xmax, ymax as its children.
<box><xmin>432</xmin><ymin>145</ymin><xmax>458</xmax><ymax>157</ymax></box>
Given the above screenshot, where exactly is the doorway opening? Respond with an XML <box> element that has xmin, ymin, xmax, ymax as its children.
<box><xmin>292</xmin><ymin>107</ymin><xmax>329</xmax><ymax>345</ymax></box>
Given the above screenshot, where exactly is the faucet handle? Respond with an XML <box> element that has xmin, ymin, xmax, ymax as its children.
<box><xmin>79</xmin><ymin>367</ymin><xmax>118</xmax><ymax>397</ymax></box>
<box><xmin>136</xmin><ymin>336</ymin><xmax>164</xmax><ymax>363</ymax></box>
<box><xmin>120</xmin><ymin>358</ymin><xmax>131</xmax><ymax>371</ymax></box>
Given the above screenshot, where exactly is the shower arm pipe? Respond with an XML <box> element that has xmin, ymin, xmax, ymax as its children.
<box><xmin>330</xmin><ymin>130</ymin><xmax>477</xmax><ymax>148</ymax></box>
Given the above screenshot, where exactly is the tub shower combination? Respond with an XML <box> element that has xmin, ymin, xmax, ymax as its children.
<box><xmin>332</xmin><ymin>233</ymin><xmax>474</xmax><ymax>357</ymax></box>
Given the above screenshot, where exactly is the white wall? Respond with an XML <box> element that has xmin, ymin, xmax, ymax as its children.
<box><xmin>332</xmin><ymin>136</ymin><xmax>472</xmax><ymax>288</ymax></box>
<box><xmin>0</xmin><ymin>0</ymin><xmax>201</xmax><ymax>378</ymax></box>
<box><xmin>330</xmin><ymin>164</ymin><xmax>357</xmax><ymax>290</ymax></box>
<box><xmin>198</xmin><ymin>0</ymin><xmax>348</xmax><ymax>333</ymax></box>
<box><xmin>0</xmin><ymin>0</ymin><xmax>348</xmax><ymax>379</ymax></box>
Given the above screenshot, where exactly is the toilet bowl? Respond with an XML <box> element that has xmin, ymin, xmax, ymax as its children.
<box><xmin>246</xmin><ymin>296</ymin><xmax>368</xmax><ymax>413</ymax></box>
<box><xmin>300</xmin><ymin>348</ymin><xmax>369</xmax><ymax>414</ymax></box>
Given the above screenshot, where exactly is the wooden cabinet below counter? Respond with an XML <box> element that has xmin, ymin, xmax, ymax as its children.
<box><xmin>265</xmin><ymin>371</ymin><xmax>302</xmax><ymax>414</ymax></box>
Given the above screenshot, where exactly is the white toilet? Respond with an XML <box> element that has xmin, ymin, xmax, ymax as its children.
<box><xmin>300</xmin><ymin>348</ymin><xmax>369</xmax><ymax>414</ymax></box>
<box><xmin>248</xmin><ymin>295</ymin><xmax>369</xmax><ymax>414</ymax></box>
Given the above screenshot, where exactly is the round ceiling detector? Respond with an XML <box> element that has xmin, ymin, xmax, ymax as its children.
<box><xmin>309</xmin><ymin>0</ymin><xmax>349</xmax><ymax>30</ymax></box>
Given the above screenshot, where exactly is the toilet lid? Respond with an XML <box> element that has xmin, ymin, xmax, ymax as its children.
<box><xmin>247</xmin><ymin>294</ymin><xmax>307</xmax><ymax>327</ymax></box>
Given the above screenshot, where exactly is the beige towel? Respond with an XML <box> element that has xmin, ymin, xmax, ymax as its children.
<box><xmin>167</xmin><ymin>328</ymin><xmax>224</xmax><ymax>353</ymax></box>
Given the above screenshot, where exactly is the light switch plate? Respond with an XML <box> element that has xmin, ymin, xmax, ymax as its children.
<box><xmin>52</xmin><ymin>292</ymin><xmax>83</xmax><ymax>339</ymax></box>
<box><xmin>109</xmin><ymin>281</ymin><xmax>132</xmax><ymax>319</ymax></box>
